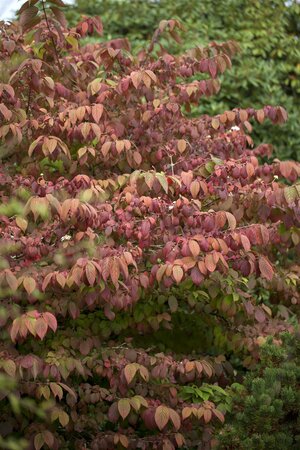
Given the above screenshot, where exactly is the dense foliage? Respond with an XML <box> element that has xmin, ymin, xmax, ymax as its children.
<box><xmin>0</xmin><ymin>1</ymin><xmax>300</xmax><ymax>449</ymax></box>
<box><xmin>68</xmin><ymin>0</ymin><xmax>300</xmax><ymax>161</ymax></box>
<box><xmin>220</xmin><ymin>332</ymin><xmax>300</xmax><ymax>449</ymax></box>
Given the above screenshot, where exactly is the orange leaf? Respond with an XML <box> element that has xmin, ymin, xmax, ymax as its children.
<box><xmin>16</xmin><ymin>216</ymin><xmax>28</xmax><ymax>232</ymax></box>
<box><xmin>169</xmin><ymin>409</ymin><xmax>181</xmax><ymax>431</ymax></box>
<box><xmin>101</xmin><ymin>141</ymin><xmax>111</xmax><ymax>157</ymax></box>
<box><xmin>118</xmin><ymin>399</ymin><xmax>131</xmax><ymax>420</ymax></box>
<box><xmin>256</xmin><ymin>109</ymin><xmax>265</xmax><ymax>123</ymax></box>
<box><xmin>35</xmin><ymin>318</ymin><xmax>48</xmax><ymax>340</ymax></box>
<box><xmin>203</xmin><ymin>409</ymin><xmax>212</xmax><ymax>423</ymax></box>
<box><xmin>116</xmin><ymin>140</ymin><xmax>125</xmax><ymax>153</ymax></box>
<box><xmin>213</xmin><ymin>408</ymin><xmax>225</xmax><ymax>423</ymax></box>
<box><xmin>182</xmin><ymin>407</ymin><xmax>192</xmax><ymax>420</ymax></box>
<box><xmin>241</xmin><ymin>234</ymin><xmax>251</xmax><ymax>252</ymax></box>
<box><xmin>155</xmin><ymin>405</ymin><xmax>170</xmax><ymax>430</ymax></box>
<box><xmin>110</xmin><ymin>258</ymin><xmax>120</xmax><ymax>286</ymax></box>
<box><xmin>211</xmin><ymin>118</ymin><xmax>219</xmax><ymax>129</ymax></box>
<box><xmin>156</xmin><ymin>265</ymin><xmax>166</xmax><ymax>283</ymax></box>
<box><xmin>5</xmin><ymin>270</ymin><xmax>18</xmax><ymax>292</ymax></box>
<box><xmin>124</xmin><ymin>363</ymin><xmax>137</xmax><ymax>384</ymax></box>
<box><xmin>177</xmin><ymin>139</ymin><xmax>187</xmax><ymax>153</ymax></box>
<box><xmin>42</xmin><ymin>430</ymin><xmax>54</xmax><ymax>448</ymax></box>
<box><xmin>139</xmin><ymin>365</ymin><xmax>149</xmax><ymax>382</ymax></box>
<box><xmin>175</xmin><ymin>433</ymin><xmax>185</xmax><ymax>447</ymax></box>
<box><xmin>91</xmin><ymin>104</ymin><xmax>103</xmax><ymax>123</ymax></box>
<box><xmin>10</xmin><ymin>317</ymin><xmax>21</xmax><ymax>342</ymax></box>
<box><xmin>226</xmin><ymin>111</ymin><xmax>235</xmax><ymax>122</ymax></box>
<box><xmin>50</xmin><ymin>382</ymin><xmax>63</xmax><ymax>400</ymax></box>
<box><xmin>202</xmin><ymin>360</ymin><xmax>213</xmax><ymax>377</ymax></box>
<box><xmin>239</xmin><ymin>109</ymin><xmax>248</xmax><ymax>122</ymax></box>
<box><xmin>86</xmin><ymin>262</ymin><xmax>96</xmax><ymax>285</ymax></box>
<box><xmin>190</xmin><ymin>180</ymin><xmax>200</xmax><ymax>198</ymax></box>
<box><xmin>172</xmin><ymin>266</ymin><xmax>183</xmax><ymax>284</ymax></box>
<box><xmin>204</xmin><ymin>254</ymin><xmax>216</xmax><ymax>272</ymax></box>
<box><xmin>59</xmin><ymin>411</ymin><xmax>69</xmax><ymax>427</ymax></box>
<box><xmin>119</xmin><ymin>434</ymin><xmax>129</xmax><ymax>448</ymax></box>
<box><xmin>185</xmin><ymin>361</ymin><xmax>195</xmax><ymax>372</ymax></box>
<box><xmin>43</xmin><ymin>312</ymin><xmax>57</xmax><ymax>333</ymax></box>
<box><xmin>23</xmin><ymin>277</ymin><xmax>36</xmax><ymax>295</ymax></box>
<box><xmin>188</xmin><ymin>240</ymin><xmax>200</xmax><ymax>257</ymax></box>
<box><xmin>226</xmin><ymin>212</ymin><xmax>237</xmax><ymax>230</ymax></box>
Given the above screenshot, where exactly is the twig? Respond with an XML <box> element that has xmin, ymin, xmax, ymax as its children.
<box><xmin>26</xmin><ymin>80</ymin><xmax>32</xmax><ymax>116</ymax></box>
<box><xmin>41</xmin><ymin>0</ymin><xmax>65</xmax><ymax>76</ymax></box>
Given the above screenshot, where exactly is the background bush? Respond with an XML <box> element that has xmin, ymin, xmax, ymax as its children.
<box><xmin>67</xmin><ymin>0</ymin><xmax>300</xmax><ymax>161</ymax></box>
<box><xmin>219</xmin><ymin>332</ymin><xmax>300</xmax><ymax>449</ymax></box>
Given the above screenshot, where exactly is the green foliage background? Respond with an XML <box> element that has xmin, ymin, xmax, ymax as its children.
<box><xmin>67</xmin><ymin>0</ymin><xmax>300</xmax><ymax>161</ymax></box>
<box><xmin>219</xmin><ymin>332</ymin><xmax>300</xmax><ymax>449</ymax></box>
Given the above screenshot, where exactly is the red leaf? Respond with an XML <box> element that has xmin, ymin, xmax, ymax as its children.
<box><xmin>258</xmin><ymin>256</ymin><xmax>274</xmax><ymax>281</ymax></box>
<box><xmin>42</xmin><ymin>430</ymin><xmax>54</xmax><ymax>448</ymax></box>
<box><xmin>79</xmin><ymin>340</ymin><xmax>91</xmax><ymax>356</ymax></box>
<box><xmin>255</xmin><ymin>307</ymin><xmax>266</xmax><ymax>323</ymax></box>
<box><xmin>208</xmin><ymin>59</ymin><xmax>217</xmax><ymax>78</ymax></box>
<box><xmin>19</xmin><ymin>5</ymin><xmax>39</xmax><ymax>31</ymax></box>
<box><xmin>108</xmin><ymin>402</ymin><xmax>119</xmax><ymax>423</ymax></box>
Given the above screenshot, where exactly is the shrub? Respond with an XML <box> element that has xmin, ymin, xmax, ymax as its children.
<box><xmin>0</xmin><ymin>1</ymin><xmax>299</xmax><ymax>449</ymax></box>
<box><xmin>219</xmin><ymin>332</ymin><xmax>300</xmax><ymax>450</ymax></box>
<box><xmin>67</xmin><ymin>0</ymin><xmax>300</xmax><ymax>161</ymax></box>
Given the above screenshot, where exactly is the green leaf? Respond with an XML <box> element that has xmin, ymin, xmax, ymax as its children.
<box><xmin>156</xmin><ymin>173</ymin><xmax>168</xmax><ymax>193</ymax></box>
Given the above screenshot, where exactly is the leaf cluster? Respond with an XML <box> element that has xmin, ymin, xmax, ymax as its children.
<box><xmin>67</xmin><ymin>0</ymin><xmax>300</xmax><ymax>160</ymax></box>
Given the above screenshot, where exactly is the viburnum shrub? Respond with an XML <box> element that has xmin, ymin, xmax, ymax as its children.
<box><xmin>0</xmin><ymin>1</ymin><xmax>299</xmax><ymax>449</ymax></box>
